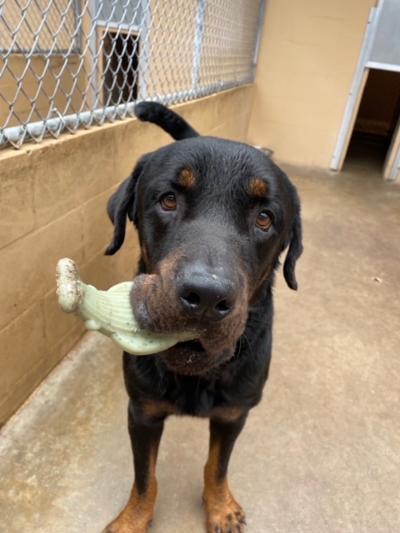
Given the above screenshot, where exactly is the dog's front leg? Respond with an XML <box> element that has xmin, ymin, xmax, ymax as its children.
<box><xmin>104</xmin><ymin>401</ymin><xmax>165</xmax><ymax>533</ymax></box>
<box><xmin>203</xmin><ymin>412</ymin><xmax>248</xmax><ymax>533</ymax></box>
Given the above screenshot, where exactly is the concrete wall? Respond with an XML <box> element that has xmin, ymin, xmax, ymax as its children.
<box><xmin>247</xmin><ymin>0</ymin><xmax>376</xmax><ymax>168</ymax></box>
<box><xmin>0</xmin><ymin>85</ymin><xmax>253</xmax><ymax>426</ymax></box>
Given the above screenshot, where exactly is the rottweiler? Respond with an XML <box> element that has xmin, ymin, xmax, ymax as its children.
<box><xmin>104</xmin><ymin>102</ymin><xmax>303</xmax><ymax>533</ymax></box>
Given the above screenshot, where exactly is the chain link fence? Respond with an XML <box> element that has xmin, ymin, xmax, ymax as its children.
<box><xmin>0</xmin><ymin>0</ymin><xmax>264</xmax><ymax>149</ymax></box>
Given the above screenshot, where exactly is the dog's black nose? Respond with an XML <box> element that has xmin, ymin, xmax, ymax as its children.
<box><xmin>178</xmin><ymin>267</ymin><xmax>236</xmax><ymax>321</ymax></box>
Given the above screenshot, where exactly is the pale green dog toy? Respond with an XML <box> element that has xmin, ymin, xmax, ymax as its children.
<box><xmin>56</xmin><ymin>258</ymin><xmax>195</xmax><ymax>355</ymax></box>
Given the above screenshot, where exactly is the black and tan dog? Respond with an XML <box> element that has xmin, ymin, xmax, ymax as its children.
<box><xmin>104</xmin><ymin>102</ymin><xmax>303</xmax><ymax>533</ymax></box>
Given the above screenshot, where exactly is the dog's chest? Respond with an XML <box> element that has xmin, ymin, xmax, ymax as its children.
<box><xmin>167</xmin><ymin>375</ymin><xmax>226</xmax><ymax>416</ymax></box>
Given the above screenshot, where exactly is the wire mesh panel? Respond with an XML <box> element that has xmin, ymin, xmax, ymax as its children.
<box><xmin>0</xmin><ymin>0</ymin><xmax>264</xmax><ymax>149</ymax></box>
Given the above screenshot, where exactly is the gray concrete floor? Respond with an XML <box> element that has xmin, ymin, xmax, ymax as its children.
<box><xmin>1</xmin><ymin>160</ymin><xmax>400</xmax><ymax>533</ymax></box>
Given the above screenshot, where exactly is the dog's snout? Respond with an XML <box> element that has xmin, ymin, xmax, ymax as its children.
<box><xmin>178</xmin><ymin>267</ymin><xmax>236</xmax><ymax>321</ymax></box>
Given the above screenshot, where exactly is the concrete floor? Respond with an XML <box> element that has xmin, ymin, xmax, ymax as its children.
<box><xmin>1</xmin><ymin>159</ymin><xmax>400</xmax><ymax>533</ymax></box>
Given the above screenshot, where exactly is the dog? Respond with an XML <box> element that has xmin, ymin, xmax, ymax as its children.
<box><xmin>103</xmin><ymin>102</ymin><xmax>303</xmax><ymax>533</ymax></box>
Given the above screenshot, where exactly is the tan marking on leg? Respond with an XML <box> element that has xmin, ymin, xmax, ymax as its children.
<box><xmin>142</xmin><ymin>400</ymin><xmax>177</xmax><ymax>419</ymax></box>
<box><xmin>203</xmin><ymin>439</ymin><xmax>246</xmax><ymax>532</ymax></box>
<box><xmin>104</xmin><ymin>446</ymin><xmax>158</xmax><ymax>533</ymax></box>
<box><xmin>209</xmin><ymin>406</ymin><xmax>245</xmax><ymax>423</ymax></box>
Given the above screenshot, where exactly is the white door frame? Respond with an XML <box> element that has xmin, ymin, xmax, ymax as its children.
<box><xmin>384</xmin><ymin>116</ymin><xmax>400</xmax><ymax>181</ymax></box>
<box><xmin>330</xmin><ymin>3</ymin><xmax>383</xmax><ymax>171</ymax></box>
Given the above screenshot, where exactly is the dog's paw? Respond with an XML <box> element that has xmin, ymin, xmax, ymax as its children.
<box><xmin>102</xmin><ymin>522</ymin><xmax>150</xmax><ymax>533</ymax></box>
<box><xmin>102</xmin><ymin>512</ymin><xmax>151</xmax><ymax>533</ymax></box>
<box><xmin>204</xmin><ymin>494</ymin><xmax>246</xmax><ymax>533</ymax></box>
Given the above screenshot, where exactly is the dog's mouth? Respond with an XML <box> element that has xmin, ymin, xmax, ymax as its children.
<box><xmin>161</xmin><ymin>338</ymin><xmax>234</xmax><ymax>375</ymax></box>
<box><xmin>162</xmin><ymin>339</ymin><xmax>208</xmax><ymax>374</ymax></box>
<box><xmin>175</xmin><ymin>339</ymin><xmax>204</xmax><ymax>354</ymax></box>
<box><xmin>130</xmin><ymin>272</ymin><xmax>247</xmax><ymax>374</ymax></box>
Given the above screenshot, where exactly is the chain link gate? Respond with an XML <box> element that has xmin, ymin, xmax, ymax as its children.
<box><xmin>0</xmin><ymin>0</ymin><xmax>264</xmax><ymax>149</ymax></box>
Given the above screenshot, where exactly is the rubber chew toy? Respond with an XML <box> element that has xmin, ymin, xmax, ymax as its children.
<box><xmin>56</xmin><ymin>258</ymin><xmax>195</xmax><ymax>355</ymax></box>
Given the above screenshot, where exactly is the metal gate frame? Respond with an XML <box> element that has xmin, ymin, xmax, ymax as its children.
<box><xmin>1</xmin><ymin>0</ymin><xmax>266</xmax><ymax>149</ymax></box>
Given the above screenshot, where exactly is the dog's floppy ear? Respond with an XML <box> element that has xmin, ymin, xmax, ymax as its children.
<box><xmin>105</xmin><ymin>157</ymin><xmax>146</xmax><ymax>255</ymax></box>
<box><xmin>283</xmin><ymin>202</ymin><xmax>303</xmax><ymax>290</ymax></box>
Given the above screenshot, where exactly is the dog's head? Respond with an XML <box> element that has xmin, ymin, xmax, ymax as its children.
<box><xmin>106</xmin><ymin>135</ymin><xmax>302</xmax><ymax>375</ymax></box>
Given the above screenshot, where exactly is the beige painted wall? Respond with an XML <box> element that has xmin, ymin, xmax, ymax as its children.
<box><xmin>0</xmin><ymin>85</ymin><xmax>253</xmax><ymax>426</ymax></box>
<box><xmin>0</xmin><ymin>0</ymin><xmax>75</xmax><ymax>51</ymax></box>
<box><xmin>247</xmin><ymin>0</ymin><xmax>376</xmax><ymax>168</ymax></box>
<box><xmin>0</xmin><ymin>55</ymin><xmax>86</xmax><ymax>129</ymax></box>
<box><xmin>0</xmin><ymin>0</ymin><xmax>84</xmax><ymax>128</ymax></box>
<box><xmin>146</xmin><ymin>0</ymin><xmax>198</xmax><ymax>95</ymax></box>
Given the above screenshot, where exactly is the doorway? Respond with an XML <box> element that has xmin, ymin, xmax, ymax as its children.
<box><xmin>343</xmin><ymin>69</ymin><xmax>400</xmax><ymax>174</ymax></box>
<box><xmin>331</xmin><ymin>0</ymin><xmax>400</xmax><ymax>180</ymax></box>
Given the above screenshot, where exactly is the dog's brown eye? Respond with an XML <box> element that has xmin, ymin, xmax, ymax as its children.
<box><xmin>160</xmin><ymin>192</ymin><xmax>177</xmax><ymax>211</ymax></box>
<box><xmin>256</xmin><ymin>210</ymin><xmax>272</xmax><ymax>231</ymax></box>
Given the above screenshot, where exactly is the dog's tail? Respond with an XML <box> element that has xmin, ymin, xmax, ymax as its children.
<box><xmin>134</xmin><ymin>101</ymin><xmax>199</xmax><ymax>140</ymax></box>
